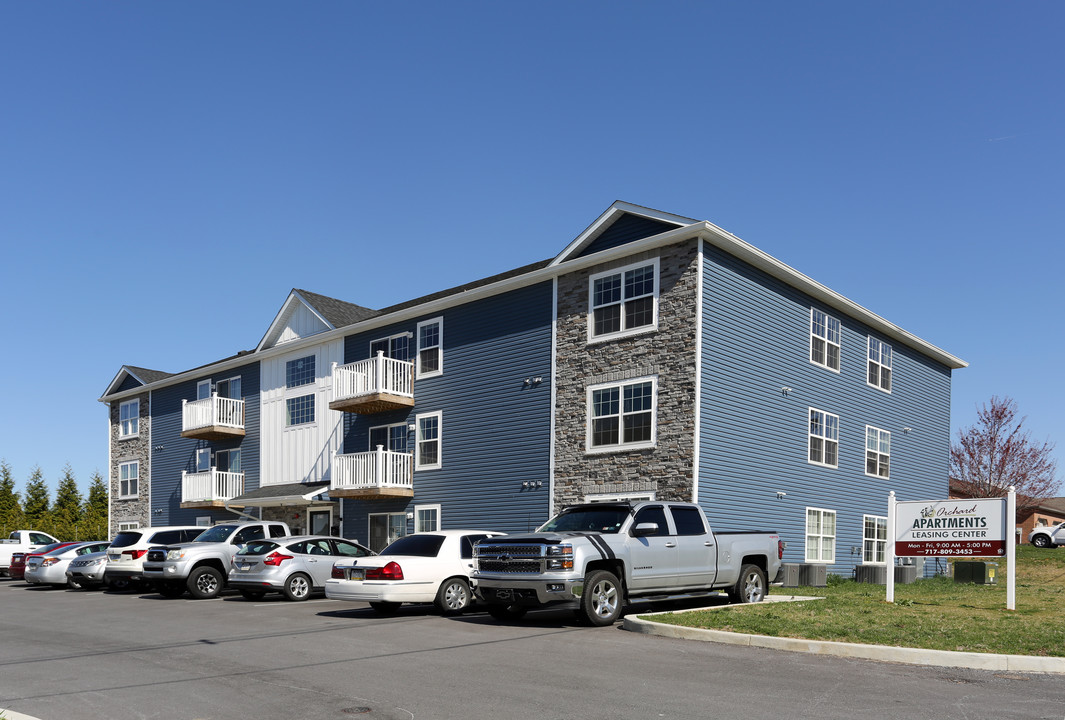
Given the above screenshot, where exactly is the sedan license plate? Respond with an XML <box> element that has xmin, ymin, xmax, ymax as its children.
<box><xmin>237</xmin><ymin>563</ymin><xmax>252</xmax><ymax>571</ymax></box>
<box><xmin>349</xmin><ymin>569</ymin><xmax>364</xmax><ymax>580</ymax></box>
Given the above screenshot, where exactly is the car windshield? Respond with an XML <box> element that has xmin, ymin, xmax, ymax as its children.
<box><xmin>193</xmin><ymin>525</ymin><xmax>237</xmax><ymax>543</ymax></box>
<box><xmin>538</xmin><ymin>506</ymin><xmax>630</xmax><ymax>534</ymax></box>
<box><xmin>381</xmin><ymin>534</ymin><xmax>446</xmax><ymax>557</ymax></box>
<box><xmin>109</xmin><ymin>532</ymin><xmax>143</xmax><ymax>548</ymax></box>
<box><xmin>237</xmin><ymin>541</ymin><xmax>279</xmax><ymax>556</ymax></box>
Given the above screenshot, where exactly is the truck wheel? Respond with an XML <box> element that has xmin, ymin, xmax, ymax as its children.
<box><xmin>730</xmin><ymin>564</ymin><xmax>767</xmax><ymax>603</ymax></box>
<box><xmin>187</xmin><ymin>567</ymin><xmax>224</xmax><ymax>599</ymax></box>
<box><xmin>1032</xmin><ymin>535</ymin><xmax>1051</xmax><ymax>549</ymax></box>
<box><xmin>369</xmin><ymin>601</ymin><xmax>401</xmax><ymax>615</ymax></box>
<box><xmin>580</xmin><ymin>570</ymin><xmax>622</xmax><ymax>626</ymax></box>
<box><xmin>487</xmin><ymin>604</ymin><xmax>527</xmax><ymax>622</ymax></box>
<box><xmin>157</xmin><ymin>581</ymin><xmax>186</xmax><ymax>598</ymax></box>
<box><xmin>434</xmin><ymin>577</ymin><xmax>471</xmax><ymax>614</ymax></box>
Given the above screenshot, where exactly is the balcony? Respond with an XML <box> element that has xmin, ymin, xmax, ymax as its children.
<box><xmin>181</xmin><ymin>395</ymin><xmax>246</xmax><ymax>441</ymax></box>
<box><xmin>329</xmin><ymin>354</ymin><xmax>415</xmax><ymax>415</ymax></box>
<box><xmin>331</xmin><ymin>447</ymin><xmax>413</xmax><ymax>499</ymax></box>
<box><xmin>180</xmin><ymin>469</ymin><xmax>245</xmax><ymax>509</ymax></box>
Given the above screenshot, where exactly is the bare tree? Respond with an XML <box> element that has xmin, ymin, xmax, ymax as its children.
<box><xmin>951</xmin><ymin>396</ymin><xmax>1059</xmax><ymax>513</ymax></box>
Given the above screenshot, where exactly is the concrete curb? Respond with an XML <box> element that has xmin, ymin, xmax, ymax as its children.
<box><xmin>1</xmin><ymin>709</ymin><xmax>44</xmax><ymax>720</ymax></box>
<box><xmin>623</xmin><ymin>595</ymin><xmax>1065</xmax><ymax>675</ymax></box>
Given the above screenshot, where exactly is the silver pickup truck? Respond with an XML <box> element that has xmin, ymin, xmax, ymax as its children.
<box><xmin>472</xmin><ymin>500</ymin><xmax>783</xmax><ymax>626</ymax></box>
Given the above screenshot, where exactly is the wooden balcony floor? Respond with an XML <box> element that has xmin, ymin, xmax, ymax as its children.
<box><xmin>328</xmin><ymin>392</ymin><xmax>415</xmax><ymax>415</ymax></box>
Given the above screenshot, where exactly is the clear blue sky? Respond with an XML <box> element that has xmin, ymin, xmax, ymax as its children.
<box><xmin>1</xmin><ymin>2</ymin><xmax>1062</xmax><ymax>496</ymax></box>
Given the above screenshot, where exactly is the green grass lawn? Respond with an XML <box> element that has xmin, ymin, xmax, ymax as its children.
<box><xmin>644</xmin><ymin>545</ymin><xmax>1065</xmax><ymax>657</ymax></box>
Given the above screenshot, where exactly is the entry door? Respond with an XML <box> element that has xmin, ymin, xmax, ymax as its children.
<box><xmin>309</xmin><ymin>510</ymin><xmax>331</xmax><ymax>535</ymax></box>
<box><xmin>369</xmin><ymin>513</ymin><xmax>407</xmax><ymax>553</ymax></box>
<box><xmin>627</xmin><ymin>505</ymin><xmax>678</xmax><ymax>592</ymax></box>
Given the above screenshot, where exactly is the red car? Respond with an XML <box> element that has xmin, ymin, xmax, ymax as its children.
<box><xmin>8</xmin><ymin>542</ymin><xmax>80</xmax><ymax>581</ymax></box>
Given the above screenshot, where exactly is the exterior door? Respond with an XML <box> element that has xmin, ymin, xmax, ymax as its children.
<box><xmin>309</xmin><ymin>510</ymin><xmax>331</xmax><ymax>535</ymax></box>
<box><xmin>627</xmin><ymin>505</ymin><xmax>678</xmax><ymax>591</ymax></box>
<box><xmin>669</xmin><ymin>505</ymin><xmax>717</xmax><ymax>588</ymax></box>
<box><xmin>369</xmin><ymin>513</ymin><xmax>407</xmax><ymax>553</ymax></box>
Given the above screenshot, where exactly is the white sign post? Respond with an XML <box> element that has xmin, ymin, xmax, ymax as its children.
<box><xmin>887</xmin><ymin>487</ymin><xmax>1016</xmax><ymax>611</ymax></box>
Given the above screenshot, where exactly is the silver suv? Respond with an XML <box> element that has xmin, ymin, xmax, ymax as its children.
<box><xmin>105</xmin><ymin>526</ymin><xmax>206</xmax><ymax>590</ymax></box>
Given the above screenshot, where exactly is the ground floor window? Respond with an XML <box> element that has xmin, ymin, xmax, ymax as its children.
<box><xmin>369</xmin><ymin>512</ymin><xmax>408</xmax><ymax>553</ymax></box>
<box><xmin>585</xmin><ymin>492</ymin><xmax>655</xmax><ymax>503</ymax></box>
<box><xmin>863</xmin><ymin>515</ymin><xmax>887</xmax><ymax>564</ymax></box>
<box><xmin>117</xmin><ymin>521</ymin><xmax>139</xmax><ymax>532</ymax></box>
<box><xmin>415</xmin><ymin>504</ymin><xmax>440</xmax><ymax>533</ymax></box>
<box><xmin>805</xmin><ymin>507</ymin><xmax>836</xmax><ymax>563</ymax></box>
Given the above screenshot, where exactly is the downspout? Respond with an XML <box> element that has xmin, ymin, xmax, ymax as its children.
<box><xmin>224</xmin><ymin>498</ymin><xmax>260</xmax><ymax>522</ymax></box>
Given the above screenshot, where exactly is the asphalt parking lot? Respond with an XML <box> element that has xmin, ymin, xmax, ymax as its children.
<box><xmin>2</xmin><ymin>580</ymin><xmax>1064</xmax><ymax>720</ymax></box>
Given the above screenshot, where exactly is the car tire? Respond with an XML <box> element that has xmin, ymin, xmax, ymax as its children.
<box><xmin>283</xmin><ymin>573</ymin><xmax>312</xmax><ymax>601</ymax></box>
<box><xmin>1032</xmin><ymin>535</ymin><xmax>1052</xmax><ymax>549</ymax></box>
<box><xmin>240</xmin><ymin>590</ymin><xmax>267</xmax><ymax>601</ymax></box>
<box><xmin>369</xmin><ymin>601</ymin><xmax>401</xmax><ymax>615</ymax></box>
<box><xmin>434</xmin><ymin>577</ymin><xmax>471</xmax><ymax>614</ymax></box>
<box><xmin>579</xmin><ymin>570</ymin><xmax>622</xmax><ymax>626</ymax></box>
<box><xmin>157</xmin><ymin>581</ymin><xmax>186</xmax><ymax>598</ymax></box>
<box><xmin>487</xmin><ymin>604</ymin><xmax>527</xmax><ymax>622</ymax></box>
<box><xmin>107</xmin><ymin>578</ymin><xmax>132</xmax><ymax>592</ymax></box>
<box><xmin>729</xmin><ymin>563</ymin><xmax>767</xmax><ymax>604</ymax></box>
<box><xmin>187</xmin><ymin>567</ymin><xmax>224</xmax><ymax>599</ymax></box>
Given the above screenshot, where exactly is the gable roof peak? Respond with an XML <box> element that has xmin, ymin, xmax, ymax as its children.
<box><xmin>550</xmin><ymin>201</ymin><xmax>698</xmax><ymax>266</ymax></box>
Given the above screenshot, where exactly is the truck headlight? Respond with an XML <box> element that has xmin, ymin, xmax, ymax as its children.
<box><xmin>166</xmin><ymin>549</ymin><xmax>185</xmax><ymax>560</ymax></box>
<box><xmin>545</xmin><ymin>544</ymin><xmax>573</xmax><ymax>570</ymax></box>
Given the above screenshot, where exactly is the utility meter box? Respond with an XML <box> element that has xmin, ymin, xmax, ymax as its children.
<box><xmin>953</xmin><ymin>561</ymin><xmax>999</xmax><ymax>585</ymax></box>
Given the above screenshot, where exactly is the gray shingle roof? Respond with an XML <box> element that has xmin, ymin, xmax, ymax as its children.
<box><xmin>294</xmin><ymin>289</ymin><xmax>379</xmax><ymax>329</ymax></box>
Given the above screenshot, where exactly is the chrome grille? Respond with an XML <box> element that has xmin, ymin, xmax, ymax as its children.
<box><xmin>474</xmin><ymin>543</ymin><xmax>556</xmax><ymax>574</ymax></box>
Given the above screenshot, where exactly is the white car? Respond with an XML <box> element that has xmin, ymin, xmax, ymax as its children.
<box><xmin>25</xmin><ymin>541</ymin><xmax>111</xmax><ymax>587</ymax></box>
<box><xmin>1029</xmin><ymin>522</ymin><xmax>1065</xmax><ymax>549</ymax></box>
<box><xmin>105</xmin><ymin>525</ymin><xmax>207</xmax><ymax>590</ymax></box>
<box><xmin>325</xmin><ymin>530</ymin><xmax>503</xmax><ymax>614</ymax></box>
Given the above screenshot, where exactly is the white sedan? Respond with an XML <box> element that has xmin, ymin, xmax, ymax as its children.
<box><xmin>325</xmin><ymin>530</ymin><xmax>503</xmax><ymax>614</ymax></box>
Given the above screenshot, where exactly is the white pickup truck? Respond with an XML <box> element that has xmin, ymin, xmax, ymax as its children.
<box><xmin>1</xmin><ymin>530</ymin><xmax>61</xmax><ymax>576</ymax></box>
<box><xmin>473</xmin><ymin>501</ymin><xmax>783</xmax><ymax>626</ymax></box>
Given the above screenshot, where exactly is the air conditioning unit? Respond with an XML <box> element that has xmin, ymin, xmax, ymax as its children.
<box><xmin>854</xmin><ymin>565</ymin><xmax>887</xmax><ymax>584</ymax></box>
<box><xmin>894</xmin><ymin>565</ymin><xmax>918</xmax><ymax>584</ymax></box>
<box><xmin>778</xmin><ymin>563</ymin><xmax>801</xmax><ymax>587</ymax></box>
<box><xmin>798</xmin><ymin>563</ymin><xmax>827</xmax><ymax>587</ymax></box>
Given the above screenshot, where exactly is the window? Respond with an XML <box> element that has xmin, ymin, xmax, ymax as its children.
<box><xmin>286</xmin><ymin>394</ymin><xmax>315</xmax><ymax>426</ymax></box>
<box><xmin>810</xmin><ymin>309</ymin><xmax>841</xmax><ymax>372</ymax></box>
<box><xmin>805</xmin><ymin>508</ymin><xmax>836</xmax><ymax>563</ymax></box>
<box><xmin>195</xmin><ymin>448</ymin><xmax>211</xmax><ymax>473</ymax></box>
<box><xmin>670</xmin><ymin>506</ymin><xmax>708</xmax><ymax>536</ymax></box>
<box><xmin>587</xmin><ymin>377</ymin><xmax>657</xmax><ymax>451</ymax></box>
<box><xmin>215</xmin><ymin>449</ymin><xmax>241</xmax><ymax>474</ymax></box>
<box><xmin>589</xmin><ymin>260</ymin><xmax>659</xmax><ymax>340</ymax></box>
<box><xmin>286</xmin><ymin>355</ymin><xmax>316</xmax><ymax>388</ymax></box>
<box><xmin>417</xmin><ymin>318</ymin><xmax>442</xmax><ymax>378</ymax></box>
<box><xmin>461</xmin><ymin>534</ymin><xmax>492</xmax><ymax>559</ymax></box>
<box><xmin>118</xmin><ymin>522</ymin><xmax>139</xmax><ymax>532</ymax></box>
<box><xmin>197</xmin><ymin>380</ymin><xmax>212</xmax><ymax>400</ymax></box>
<box><xmin>867</xmin><ymin>337</ymin><xmax>892</xmax><ymax>392</ymax></box>
<box><xmin>416</xmin><ymin>412</ymin><xmax>442</xmax><ymax>470</ymax></box>
<box><xmin>866</xmin><ymin>426</ymin><xmax>890</xmax><ymax>478</ymax></box>
<box><xmin>632</xmin><ymin>506</ymin><xmax>670</xmax><ymax>536</ymax></box>
<box><xmin>119</xmin><ymin>400</ymin><xmax>139</xmax><ymax>438</ymax></box>
<box><xmin>332</xmin><ymin>540</ymin><xmax>372</xmax><ymax>557</ymax></box>
<box><xmin>215</xmin><ymin>376</ymin><xmax>241</xmax><ymax>399</ymax></box>
<box><xmin>371</xmin><ymin>333</ymin><xmax>410</xmax><ymax>361</ymax></box>
<box><xmin>808</xmin><ymin>408</ymin><xmax>839</xmax><ymax>468</ymax></box>
<box><xmin>232</xmin><ymin>526</ymin><xmax>265</xmax><ymax>545</ymax></box>
<box><xmin>415</xmin><ymin>504</ymin><xmax>440</xmax><ymax>533</ymax></box>
<box><xmin>863</xmin><ymin>515</ymin><xmax>887</xmax><ymax>564</ymax></box>
<box><xmin>118</xmin><ymin>461</ymin><xmax>139</xmax><ymax>499</ymax></box>
<box><xmin>369</xmin><ymin>423</ymin><xmax>408</xmax><ymax>453</ymax></box>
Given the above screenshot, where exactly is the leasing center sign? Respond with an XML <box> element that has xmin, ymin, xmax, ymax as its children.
<box><xmin>895</xmin><ymin>498</ymin><xmax>1007</xmax><ymax>557</ymax></box>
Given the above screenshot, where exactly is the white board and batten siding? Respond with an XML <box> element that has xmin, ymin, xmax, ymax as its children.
<box><xmin>259</xmin><ymin>338</ymin><xmax>345</xmax><ymax>487</ymax></box>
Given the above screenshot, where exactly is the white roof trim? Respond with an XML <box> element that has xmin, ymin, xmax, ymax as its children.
<box><xmin>102</xmin><ymin>366</ymin><xmax>150</xmax><ymax>397</ymax></box>
<box><xmin>255</xmin><ymin>290</ymin><xmax>336</xmax><ymax>353</ymax></box>
<box><xmin>549</xmin><ymin>201</ymin><xmax>694</xmax><ymax>267</ymax></box>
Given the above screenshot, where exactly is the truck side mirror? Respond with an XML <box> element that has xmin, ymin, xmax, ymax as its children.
<box><xmin>632</xmin><ymin>522</ymin><xmax>659</xmax><ymax>537</ymax></box>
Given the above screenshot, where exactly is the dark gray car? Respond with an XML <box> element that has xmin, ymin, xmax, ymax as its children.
<box><xmin>228</xmin><ymin>535</ymin><xmax>374</xmax><ymax>601</ymax></box>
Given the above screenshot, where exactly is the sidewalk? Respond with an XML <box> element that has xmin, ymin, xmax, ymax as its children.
<box><xmin>622</xmin><ymin>594</ymin><xmax>1065</xmax><ymax>675</ymax></box>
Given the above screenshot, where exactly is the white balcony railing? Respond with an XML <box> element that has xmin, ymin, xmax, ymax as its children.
<box><xmin>332</xmin><ymin>447</ymin><xmax>413</xmax><ymax>493</ymax></box>
<box><xmin>331</xmin><ymin>353</ymin><xmax>414</xmax><ymax>404</ymax></box>
<box><xmin>182</xmin><ymin>394</ymin><xmax>245</xmax><ymax>432</ymax></box>
<box><xmin>181</xmin><ymin>469</ymin><xmax>244</xmax><ymax>504</ymax></box>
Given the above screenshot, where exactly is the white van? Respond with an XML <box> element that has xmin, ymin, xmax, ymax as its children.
<box><xmin>104</xmin><ymin>526</ymin><xmax>206</xmax><ymax>589</ymax></box>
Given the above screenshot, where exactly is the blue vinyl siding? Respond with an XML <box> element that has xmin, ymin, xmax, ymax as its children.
<box><xmin>577</xmin><ymin>214</ymin><xmax>679</xmax><ymax>258</ymax></box>
<box><xmin>117</xmin><ymin>375</ymin><xmax>144</xmax><ymax>393</ymax></box>
<box><xmin>342</xmin><ymin>281</ymin><xmax>554</xmax><ymax>544</ymax></box>
<box><xmin>697</xmin><ymin>243</ymin><xmax>952</xmax><ymax>575</ymax></box>
<box><xmin>150</xmin><ymin>362</ymin><xmax>261</xmax><ymax>525</ymax></box>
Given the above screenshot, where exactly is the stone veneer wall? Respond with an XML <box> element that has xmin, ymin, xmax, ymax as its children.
<box><xmin>110</xmin><ymin>392</ymin><xmax>152</xmax><ymax>535</ymax></box>
<box><xmin>553</xmin><ymin>239</ymin><xmax>700</xmax><ymax>512</ymax></box>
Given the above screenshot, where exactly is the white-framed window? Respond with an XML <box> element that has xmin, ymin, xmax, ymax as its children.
<box><xmin>119</xmin><ymin>399</ymin><xmax>139</xmax><ymax>438</ymax></box>
<box><xmin>863</xmin><ymin>515</ymin><xmax>887</xmax><ymax>564</ymax></box>
<box><xmin>215</xmin><ymin>449</ymin><xmax>241</xmax><ymax>474</ymax></box>
<box><xmin>286</xmin><ymin>394</ymin><xmax>315</xmax><ymax>426</ymax></box>
<box><xmin>195</xmin><ymin>448</ymin><xmax>211</xmax><ymax>473</ymax></box>
<box><xmin>369</xmin><ymin>512</ymin><xmax>408</xmax><ymax>553</ymax></box>
<box><xmin>810</xmin><ymin>308</ymin><xmax>841</xmax><ymax>372</ymax></box>
<box><xmin>196</xmin><ymin>516</ymin><xmax>212</xmax><ymax>526</ymax></box>
<box><xmin>369</xmin><ymin>422</ymin><xmax>408</xmax><ymax>453</ymax></box>
<box><xmin>865</xmin><ymin>426</ymin><xmax>891</xmax><ymax>478</ymax></box>
<box><xmin>118</xmin><ymin>461</ymin><xmax>139</xmax><ymax>499</ymax></box>
<box><xmin>118</xmin><ymin>521</ymin><xmax>139</xmax><ymax>532</ymax></box>
<box><xmin>417</xmin><ymin>318</ymin><xmax>443</xmax><ymax>378</ymax></box>
<box><xmin>808</xmin><ymin>408</ymin><xmax>839</xmax><ymax>468</ymax></box>
<box><xmin>415</xmin><ymin>504</ymin><xmax>440</xmax><ymax>533</ymax></box>
<box><xmin>588</xmin><ymin>259</ymin><xmax>659</xmax><ymax>341</ymax></box>
<box><xmin>585</xmin><ymin>491</ymin><xmax>656</xmax><ymax>503</ymax></box>
<box><xmin>371</xmin><ymin>333</ymin><xmax>411</xmax><ymax>362</ymax></box>
<box><xmin>805</xmin><ymin>507</ymin><xmax>836</xmax><ymax>563</ymax></box>
<box><xmin>215</xmin><ymin>376</ymin><xmax>242</xmax><ymax>400</ymax></box>
<box><xmin>416</xmin><ymin>411</ymin><xmax>442</xmax><ymax>470</ymax></box>
<box><xmin>286</xmin><ymin>355</ymin><xmax>316</xmax><ymax>388</ymax></box>
<box><xmin>197</xmin><ymin>379</ymin><xmax>212</xmax><ymax>400</ymax></box>
<box><xmin>587</xmin><ymin>376</ymin><xmax>657</xmax><ymax>452</ymax></box>
<box><xmin>867</xmin><ymin>337</ymin><xmax>892</xmax><ymax>392</ymax></box>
